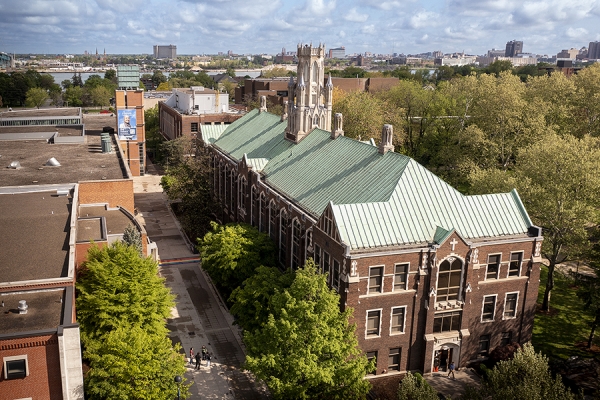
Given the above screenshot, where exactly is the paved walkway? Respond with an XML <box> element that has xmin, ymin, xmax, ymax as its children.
<box><xmin>133</xmin><ymin>166</ymin><xmax>266</xmax><ymax>399</ymax></box>
<box><xmin>424</xmin><ymin>368</ymin><xmax>481</xmax><ymax>399</ymax></box>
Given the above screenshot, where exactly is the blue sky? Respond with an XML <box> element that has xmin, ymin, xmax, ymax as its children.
<box><xmin>1</xmin><ymin>0</ymin><xmax>599</xmax><ymax>56</ymax></box>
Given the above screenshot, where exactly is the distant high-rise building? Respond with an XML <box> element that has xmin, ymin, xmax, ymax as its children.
<box><xmin>153</xmin><ymin>44</ymin><xmax>177</xmax><ymax>59</ymax></box>
<box><xmin>556</xmin><ymin>48</ymin><xmax>579</xmax><ymax>60</ymax></box>
<box><xmin>588</xmin><ymin>41</ymin><xmax>600</xmax><ymax>59</ymax></box>
<box><xmin>328</xmin><ymin>47</ymin><xmax>346</xmax><ymax>59</ymax></box>
<box><xmin>505</xmin><ymin>40</ymin><xmax>523</xmax><ymax>57</ymax></box>
<box><xmin>487</xmin><ymin>48</ymin><xmax>505</xmax><ymax>57</ymax></box>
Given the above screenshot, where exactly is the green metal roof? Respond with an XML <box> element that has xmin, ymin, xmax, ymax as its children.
<box><xmin>200</xmin><ymin>124</ymin><xmax>229</xmax><ymax>144</ymax></box>
<box><xmin>211</xmin><ymin>110</ymin><xmax>534</xmax><ymax>250</ymax></box>
<box><xmin>213</xmin><ymin>109</ymin><xmax>292</xmax><ymax>162</ymax></box>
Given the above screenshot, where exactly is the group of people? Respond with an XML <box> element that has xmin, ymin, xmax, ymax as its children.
<box><xmin>189</xmin><ymin>346</ymin><xmax>212</xmax><ymax>370</ymax></box>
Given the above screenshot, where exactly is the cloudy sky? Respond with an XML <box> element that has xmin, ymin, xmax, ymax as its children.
<box><xmin>1</xmin><ymin>0</ymin><xmax>599</xmax><ymax>57</ymax></box>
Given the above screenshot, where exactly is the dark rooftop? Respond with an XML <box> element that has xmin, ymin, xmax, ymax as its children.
<box><xmin>0</xmin><ymin>135</ymin><xmax>126</xmax><ymax>186</ymax></box>
<box><xmin>0</xmin><ymin>191</ymin><xmax>71</xmax><ymax>282</ymax></box>
<box><xmin>77</xmin><ymin>205</ymin><xmax>135</xmax><ymax>241</ymax></box>
<box><xmin>0</xmin><ymin>289</ymin><xmax>65</xmax><ymax>335</ymax></box>
<box><xmin>0</xmin><ymin>125</ymin><xmax>83</xmax><ymax>137</ymax></box>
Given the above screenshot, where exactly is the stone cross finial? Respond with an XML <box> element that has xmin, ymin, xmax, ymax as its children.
<box><xmin>332</xmin><ymin>113</ymin><xmax>344</xmax><ymax>139</ymax></box>
<box><xmin>281</xmin><ymin>101</ymin><xmax>288</xmax><ymax>121</ymax></box>
<box><xmin>259</xmin><ymin>96</ymin><xmax>267</xmax><ymax>113</ymax></box>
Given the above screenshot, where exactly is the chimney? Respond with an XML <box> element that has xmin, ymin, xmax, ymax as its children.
<box><xmin>331</xmin><ymin>113</ymin><xmax>344</xmax><ymax>139</ymax></box>
<box><xmin>18</xmin><ymin>300</ymin><xmax>28</xmax><ymax>314</ymax></box>
<box><xmin>378</xmin><ymin>124</ymin><xmax>394</xmax><ymax>155</ymax></box>
<box><xmin>259</xmin><ymin>95</ymin><xmax>267</xmax><ymax>113</ymax></box>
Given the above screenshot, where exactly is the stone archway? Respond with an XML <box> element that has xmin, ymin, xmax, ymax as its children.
<box><xmin>432</xmin><ymin>342</ymin><xmax>461</xmax><ymax>372</ymax></box>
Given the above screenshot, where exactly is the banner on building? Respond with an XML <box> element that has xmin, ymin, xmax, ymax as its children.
<box><xmin>117</xmin><ymin>109</ymin><xmax>137</xmax><ymax>140</ymax></box>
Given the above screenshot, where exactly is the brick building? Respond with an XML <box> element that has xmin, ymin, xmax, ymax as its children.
<box><xmin>0</xmin><ymin>109</ymin><xmax>155</xmax><ymax>398</ymax></box>
<box><xmin>158</xmin><ymin>87</ymin><xmax>244</xmax><ymax>141</ymax></box>
<box><xmin>201</xmin><ymin>44</ymin><xmax>542</xmax><ymax>378</ymax></box>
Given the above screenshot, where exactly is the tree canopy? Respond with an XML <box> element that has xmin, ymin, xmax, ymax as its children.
<box><xmin>243</xmin><ymin>260</ymin><xmax>373</xmax><ymax>400</ymax></box>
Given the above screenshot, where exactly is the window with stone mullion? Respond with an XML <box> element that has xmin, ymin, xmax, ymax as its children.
<box><xmin>436</xmin><ymin>259</ymin><xmax>462</xmax><ymax>302</ymax></box>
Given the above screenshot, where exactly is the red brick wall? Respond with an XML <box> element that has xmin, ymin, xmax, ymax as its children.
<box><xmin>78</xmin><ymin>180</ymin><xmax>135</xmax><ymax>214</ymax></box>
<box><xmin>0</xmin><ymin>334</ymin><xmax>63</xmax><ymax>400</ymax></box>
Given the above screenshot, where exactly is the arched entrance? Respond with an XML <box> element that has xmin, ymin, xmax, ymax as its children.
<box><xmin>432</xmin><ymin>342</ymin><xmax>460</xmax><ymax>372</ymax></box>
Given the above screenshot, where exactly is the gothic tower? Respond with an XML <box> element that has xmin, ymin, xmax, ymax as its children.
<box><xmin>285</xmin><ymin>43</ymin><xmax>333</xmax><ymax>143</ymax></box>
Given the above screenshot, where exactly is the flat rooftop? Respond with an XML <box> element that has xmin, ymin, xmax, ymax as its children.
<box><xmin>0</xmin><ymin>108</ymin><xmax>81</xmax><ymax>119</ymax></box>
<box><xmin>0</xmin><ymin>125</ymin><xmax>83</xmax><ymax>137</ymax></box>
<box><xmin>0</xmin><ymin>289</ymin><xmax>65</xmax><ymax>334</ymax></box>
<box><xmin>0</xmin><ymin>191</ymin><xmax>71</xmax><ymax>282</ymax></box>
<box><xmin>0</xmin><ymin>135</ymin><xmax>126</xmax><ymax>186</ymax></box>
<box><xmin>77</xmin><ymin>205</ymin><xmax>134</xmax><ymax>242</ymax></box>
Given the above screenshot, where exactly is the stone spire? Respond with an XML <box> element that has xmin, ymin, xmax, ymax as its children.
<box><xmin>284</xmin><ymin>43</ymin><xmax>333</xmax><ymax>143</ymax></box>
<box><xmin>331</xmin><ymin>113</ymin><xmax>344</xmax><ymax>139</ymax></box>
<box><xmin>378</xmin><ymin>124</ymin><xmax>394</xmax><ymax>155</ymax></box>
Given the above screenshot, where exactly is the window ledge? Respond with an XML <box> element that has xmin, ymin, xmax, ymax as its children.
<box><xmin>360</xmin><ymin>289</ymin><xmax>416</xmax><ymax>299</ymax></box>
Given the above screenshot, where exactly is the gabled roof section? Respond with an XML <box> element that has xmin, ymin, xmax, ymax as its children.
<box><xmin>433</xmin><ymin>226</ymin><xmax>454</xmax><ymax>245</ymax></box>
<box><xmin>332</xmin><ymin>159</ymin><xmax>534</xmax><ymax>250</ymax></box>
<box><xmin>201</xmin><ymin>124</ymin><xmax>229</xmax><ymax>144</ymax></box>
<box><xmin>263</xmin><ymin>129</ymin><xmax>409</xmax><ymax>216</ymax></box>
<box><xmin>213</xmin><ymin>109</ymin><xmax>292</xmax><ymax>162</ymax></box>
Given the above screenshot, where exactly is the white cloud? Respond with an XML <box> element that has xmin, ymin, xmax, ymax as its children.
<box><xmin>344</xmin><ymin>8</ymin><xmax>368</xmax><ymax>22</ymax></box>
<box><xmin>361</xmin><ymin>24</ymin><xmax>376</xmax><ymax>34</ymax></box>
<box><xmin>408</xmin><ymin>11</ymin><xmax>442</xmax><ymax>29</ymax></box>
<box><xmin>566</xmin><ymin>27</ymin><xmax>588</xmax><ymax>39</ymax></box>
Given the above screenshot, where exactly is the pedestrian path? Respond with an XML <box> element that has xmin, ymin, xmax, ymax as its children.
<box><xmin>133</xmin><ymin>170</ymin><xmax>266</xmax><ymax>399</ymax></box>
<box><xmin>424</xmin><ymin>368</ymin><xmax>481</xmax><ymax>399</ymax></box>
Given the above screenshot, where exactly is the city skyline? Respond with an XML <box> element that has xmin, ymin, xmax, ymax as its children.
<box><xmin>1</xmin><ymin>0</ymin><xmax>599</xmax><ymax>56</ymax></box>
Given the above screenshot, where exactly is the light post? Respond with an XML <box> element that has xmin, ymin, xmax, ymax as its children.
<box><xmin>174</xmin><ymin>375</ymin><xmax>182</xmax><ymax>400</ymax></box>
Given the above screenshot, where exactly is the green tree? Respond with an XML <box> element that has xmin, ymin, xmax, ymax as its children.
<box><xmin>484</xmin><ymin>60</ymin><xmax>513</xmax><ymax>77</ymax></box>
<box><xmin>152</xmin><ymin>70</ymin><xmax>167</xmax><ymax>87</ymax></box>
<box><xmin>470</xmin><ymin>134</ymin><xmax>600</xmax><ymax>311</ymax></box>
<box><xmin>198</xmin><ymin>222</ymin><xmax>276</xmax><ymax>296</ymax></box>
<box><xmin>122</xmin><ymin>223</ymin><xmax>142</xmax><ymax>255</ymax></box>
<box><xmin>576</xmin><ymin>241</ymin><xmax>600</xmax><ymax>348</ymax></box>
<box><xmin>397</xmin><ymin>372</ymin><xmax>440</xmax><ymax>400</ymax></box>
<box><xmin>260</xmin><ymin>67</ymin><xmax>292</xmax><ymax>78</ymax></box>
<box><xmin>76</xmin><ymin>242</ymin><xmax>174</xmax><ymax>342</ymax></box>
<box><xmin>63</xmin><ymin>85</ymin><xmax>84</xmax><ymax>107</ymax></box>
<box><xmin>160</xmin><ymin>149</ymin><xmax>220</xmax><ymax>242</ymax></box>
<box><xmin>464</xmin><ymin>343</ymin><xmax>575</xmax><ymax>400</ymax></box>
<box><xmin>104</xmin><ymin>69</ymin><xmax>117</xmax><ymax>84</ymax></box>
<box><xmin>332</xmin><ymin>90</ymin><xmax>390</xmax><ymax>142</ymax></box>
<box><xmin>89</xmin><ymin>85</ymin><xmax>111</xmax><ymax>109</ymax></box>
<box><xmin>25</xmin><ymin>87</ymin><xmax>48</xmax><ymax>108</ymax></box>
<box><xmin>244</xmin><ymin>260</ymin><xmax>373</xmax><ymax>400</ymax></box>
<box><xmin>229</xmin><ymin>265</ymin><xmax>294</xmax><ymax>333</ymax></box>
<box><xmin>84</xmin><ymin>325</ymin><xmax>188</xmax><ymax>400</ymax></box>
<box><xmin>571</xmin><ymin>63</ymin><xmax>600</xmax><ymax>138</ymax></box>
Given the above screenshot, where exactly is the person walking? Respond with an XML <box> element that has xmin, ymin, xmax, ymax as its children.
<box><xmin>195</xmin><ymin>351</ymin><xmax>201</xmax><ymax>370</ymax></box>
<box><xmin>189</xmin><ymin>347</ymin><xmax>194</xmax><ymax>366</ymax></box>
<box><xmin>206</xmin><ymin>352</ymin><xmax>212</xmax><ymax>368</ymax></box>
<box><xmin>447</xmin><ymin>361</ymin><xmax>455</xmax><ymax>379</ymax></box>
<box><xmin>202</xmin><ymin>345</ymin><xmax>207</xmax><ymax>361</ymax></box>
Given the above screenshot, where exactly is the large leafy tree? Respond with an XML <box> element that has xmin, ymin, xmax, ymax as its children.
<box><xmin>84</xmin><ymin>326</ymin><xmax>188</xmax><ymax>400</ymax></box>
<box><xmin>463</xmin><ymin>343</ymin><xmax>575</xmax><ymax>400</ymax></box>
<box><xmin>243</xmin><ymin>260</ymin><xmax>373</xmax><ymax>400</ymax></box>
<box><xmin>229</xmin><ymin>265</ymin><xmax>294</xmax><ymax>333</ymax></box>
<box><xmin>25</xmin><ymin>87</ymin><xmax>48</xmax><ymax>108</ymax></box>
<box><xmin>332</xmin><ymin>90</ymin><xmax>390</xmax><ymax>142</ymax></box>
<box><xmin>198</xmin><ymin>222</ymin><xmax>276</xmax><ymax>296</ymax></box>
<box><xmin>89</xmin><ymin>85</ymin><xmax>111</xmax><ymax>109</ymax></box>
<box><xmin>160</xmin><ymin>147</ymin><xmax>220</xmax><ymax>241</ymax></box>
<box><xmin>76</xmin><ymin>242</ymin><xmax>174</xmax><ymax>342</ymax></box>
<box><xmin>470</xmin><ymin>134</ymin><xmax>600</xmax><ymax>311</ymax></box>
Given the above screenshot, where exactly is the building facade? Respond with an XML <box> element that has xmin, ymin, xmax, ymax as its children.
<box><xmin>201</xmin><ymin>44</ymin><xmax>542</xmax><ymax>378</ymax></box>
<box><xmin>505</xmin><ymin>40</ymin><xmax>523</xmax><ymax>57</ymax></box>
<box><xmin>588</xmin><ymin>41</ymin><xmax>600</xmax><ymax>60</ymax></box>
<box><xmin>153</xmin><ymin>45</ymin><xmax>177</xmax><ymax>59</ymax></box>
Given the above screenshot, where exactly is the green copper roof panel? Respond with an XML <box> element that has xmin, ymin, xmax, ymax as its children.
<box><xmin>263</xmin><ymin>130</ymin><xmax>409</xmax><ymax>216</ymax></box>
<box><xmin>213</xmin><ymin>110</ymin><xmax>292</xmax><ymax>162</ymax></box>
<box><xmin>200</xmin><ymin>124</ymin><xmax>228</xmax><ymax>144</ymax></box>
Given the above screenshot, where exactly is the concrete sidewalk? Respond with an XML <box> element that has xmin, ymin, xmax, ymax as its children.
<box><xmin>424</xmin><ymin>368</ymin><xmax>481</xmax><ymax>399</ymax></box>
<box><xmin>133</xmin><ymin>170</ymin><xmax>266</xmax><ymax>399</ymax></box>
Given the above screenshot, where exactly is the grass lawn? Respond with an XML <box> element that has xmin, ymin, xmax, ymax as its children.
<box><xmin>532</xmin><ymin>265</ymin><xmax>600</xmax><ymax>360</ymax></box>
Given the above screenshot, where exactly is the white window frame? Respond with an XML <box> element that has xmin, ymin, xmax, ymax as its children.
<box><xmin>368</xmin><ymin>265</ymin><xmax>385</xmax><ymax>294</ymax></box>
<box><xmin>507</xmin><ymin>251</ymin><xmax>523</xmax><ymax>278</ymax></box>
<box><xmin>365</xmin><ymin>308</ymin><xmax>383</xmax><ymax>339</ymax></box>
<box><xmin>481</xmin><ymin>294</ymin><xmax>497</xmax><ymax>322</ymax></box>
<box><xmin>393</xmin><ymin>263</ymin><xmax>409</xmax><ymax>291</ymax></box>
<box><xmin>3</xmin><ymin>355</ymin><xmax>29</xmax><ymax>379</ymax></box>
<box><xmin>390</xmin><ymin>306</ymin><xmax>407</xmax><ymax>335</ymax></box>
<box><xmin>485</xmin><ymin>253</ymin><xmax>502</xmax><ymax>280</ymax></box>
<box><xmin>503</xmin><ymin>291</ymin><xmax>519</xmax><ymax>319</ymax></box>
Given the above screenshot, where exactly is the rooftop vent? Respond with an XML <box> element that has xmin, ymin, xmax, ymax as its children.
<box><xmin>45</xmin><ymin>157</ymin><xmax>61</xmax><ymax>167</ymax></box>
<box><xmin>18</xmin><ymin>300</ymin><xmax>28</xmax><ymax>314</ymax></box>
<box><xmin>8</xmin><ymin>161</ymin><xmax>21</xmax><ymax>169</ymax></box>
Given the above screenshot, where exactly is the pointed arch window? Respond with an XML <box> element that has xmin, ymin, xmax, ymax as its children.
<box><xmin>251</xmin><ymin>186</ymin><xmax>258</xmax><ymax>226</ymax></box>
<box><xmin>436</xmin><ymin>258</ymin><xmax>463</xmax><ymax>302</ymax></box>
<box><xmin>279</xmin><ymin>210</ymin><xmax>288</xmax><ymax>267</ymax></box>
<box><xmin>260</xmin><ymin>193</ymin><xmax>267</xmax><ymax>232</ymax></box>
<box><xmin>292</xmin><ymin>219</ymin><xmax>301</xmax><ymax>269</ymax></box>
<box><xmin>269</xmin><ymin>201</ymin><xmax>277</xmax><ymax>240</ymax></box>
